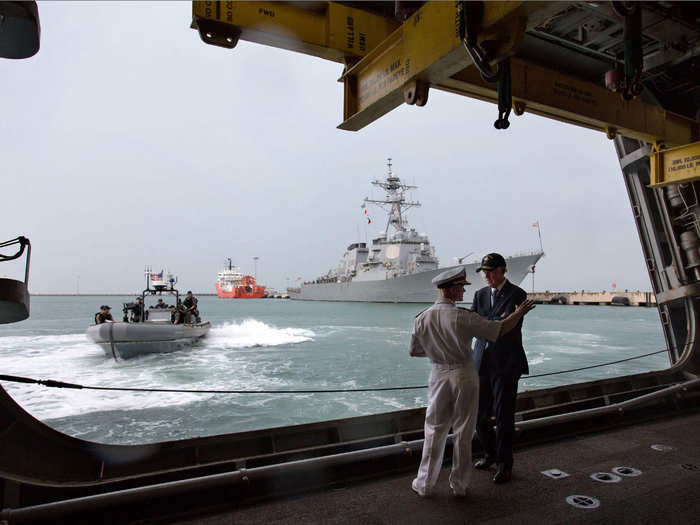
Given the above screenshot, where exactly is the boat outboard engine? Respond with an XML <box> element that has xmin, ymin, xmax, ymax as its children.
<box><xmin>122</xmin><ymin>302</ymin><xmax>137</xmax><ymax>322</ymax></box>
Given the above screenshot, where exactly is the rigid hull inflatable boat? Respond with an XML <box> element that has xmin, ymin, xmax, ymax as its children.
<box><xmin>86</xmin><ymin>310</ymin><xmax>210</xmax><ymax>360</ymax></box>
<box><xmin>86</xmin><ymin>268</ymin><xmax>210</xmax><ymax>359</ymax></box>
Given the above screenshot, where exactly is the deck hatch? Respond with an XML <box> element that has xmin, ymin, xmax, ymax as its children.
<box><xmin>566</xmin><ymin>495</ymin><xmax>600</xmax><ymax>509</ymax></box>
<box><xmin>541</xmin><ymin>468</ymin><xmax>570</xmax><ymax>479</ymax></box>
<box><xmin>590</xmin><ymin>471</ymin><xmax>622</xmax><ymax>483</ymax></box>
<box><xmin>612</xmin><ymin>466</ymin><xmax>642</xmax><ymax>477</ymax></box>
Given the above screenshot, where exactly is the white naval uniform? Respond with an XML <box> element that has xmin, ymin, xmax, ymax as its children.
<box><xmin>409</xmin><ymin>297</ymin><xmax>502</xmax><ymax>495</ymax></box>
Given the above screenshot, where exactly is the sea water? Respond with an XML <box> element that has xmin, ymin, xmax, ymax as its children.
<box><xmin>0</xmin><ymin>296</ymin><xmax>668</xmax><ymax>444</ymax></box>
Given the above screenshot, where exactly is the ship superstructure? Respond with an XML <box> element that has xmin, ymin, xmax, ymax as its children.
<box><xmin>334</xmin><ymin>160</ymin><xmax>439</xmax><ymax>283</ymax></box>
<box><xmin>288</xmin><ymin>161</ymin><xmax>543</xmax><ymax>302</ymax></box>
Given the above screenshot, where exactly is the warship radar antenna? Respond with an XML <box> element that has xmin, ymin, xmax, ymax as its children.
<box><xmin>364</xmin><ymin>159</ymin><xmax>421</xmax><ymax>234</ymax></box>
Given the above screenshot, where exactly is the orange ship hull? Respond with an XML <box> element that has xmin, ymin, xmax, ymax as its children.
<box><xmin>215</xmin><ymin>276</ymin><xmax>266</xmax><ymax>299</ymax></box>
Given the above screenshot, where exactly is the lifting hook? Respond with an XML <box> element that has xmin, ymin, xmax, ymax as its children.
<box><xmin>403</xmin><ymin>80</ymin><xmax>429</xmax><ymax>107</ymax></box>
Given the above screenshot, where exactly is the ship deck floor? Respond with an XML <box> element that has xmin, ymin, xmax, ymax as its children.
<box><xmin>166</xmin><ymin>411</ymin><xmax>700</xmax><ymax>525</ymax></box>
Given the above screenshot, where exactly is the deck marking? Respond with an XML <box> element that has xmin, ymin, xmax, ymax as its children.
<box><xmin>651</xmin><ymin>444</ymin><xmax>676</xmax><ymax>452</ymax></box>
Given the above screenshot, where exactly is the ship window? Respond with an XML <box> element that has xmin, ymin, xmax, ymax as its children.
<box><xmin>385</xmin><ymin>244</ymin><xmax>401</xmax><ymax>259</ymax></box>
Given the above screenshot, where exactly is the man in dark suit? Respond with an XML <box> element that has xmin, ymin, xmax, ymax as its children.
<box><xmin>471</xmin><ymin>253</ymin><xmax>529</xmax><ymax>484</ymax></box>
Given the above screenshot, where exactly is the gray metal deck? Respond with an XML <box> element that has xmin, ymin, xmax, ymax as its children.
<box><xmin>167</xmin><ymin>411</ymin><xmax>700</xmax><ymax>525</ymax></box>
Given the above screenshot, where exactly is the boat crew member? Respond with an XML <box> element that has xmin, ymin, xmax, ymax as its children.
<box><xmin>177</xmin><ymin>300</ymin><xmax>189</xmax><ymax>324</ymax></box>
<box><xmin>409</xmin><ymin>267</ymin><xmax>535</xmax><ymax>497</ymax></box>
<box><xmin>169</xmin><ymin>304</ymin><xmax>183</xmax><ymax>325</ymax></box>
<box><xmin>155</xmin><ymin>298</ymin><xmax>168</xmax><ymax>309</ymax></box>
<box><xmin>183</xmin><ymin>291</ymin><xmax>199</xmax><ymax>323</ymax></box>
<box><xmin>94</xmin><ymin>305</ymin><xmax>114</xmax><ymax>324</ymax></box>
<box><xmin>130</xmin><ymin>297</ymin><xmax>144</xmax><ymax>323</ymax></box>
<box><xmin>471</xmin><ymin>253</ymin><xmax>530</xmax><ymax>484</ymax></box>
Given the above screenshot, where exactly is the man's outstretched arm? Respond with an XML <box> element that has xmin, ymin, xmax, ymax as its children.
<box><xmin>497</xmin><ymin>300</ymin><xmax>535</xmax><ymax>339</ymax></box>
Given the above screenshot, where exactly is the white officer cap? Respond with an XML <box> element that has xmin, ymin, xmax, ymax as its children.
<box><xmin>431</xmin><ymin>267</ymin><xmax>470</xmax><ymax>288</ymax></box>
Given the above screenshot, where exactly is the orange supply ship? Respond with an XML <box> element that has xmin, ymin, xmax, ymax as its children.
<box><xmin>215</xmin><ymin>258</ymin><xmax>266</xmax><ymax>298</ymax></box>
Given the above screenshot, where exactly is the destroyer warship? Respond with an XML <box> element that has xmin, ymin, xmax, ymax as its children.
<box><xmin>288</xmin><ymin>161</ymin><xmax>543</xmax><ymax>303</ymax></box>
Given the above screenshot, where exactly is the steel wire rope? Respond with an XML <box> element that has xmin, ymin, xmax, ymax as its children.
<box><xmin>0</xmin><ymin>347</ymin><xmax>674</xmax><ymax>394</ymax></box>
<box><xmin>525</xmin><ymin>348</ymin><xmax>669</xmax><ymax>378</ymax></box>
<box><xmin>0</xmin><ymin>236</ymin><xmax>29</xmax><ymax>261</ymax></box>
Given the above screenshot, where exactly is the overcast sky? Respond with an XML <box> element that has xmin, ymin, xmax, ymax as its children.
<box><xmin>1</xmin><ymin>2</ymin><xmax>651</xmax><ymax>294</ymax></box>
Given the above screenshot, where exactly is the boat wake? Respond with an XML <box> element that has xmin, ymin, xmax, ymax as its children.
<box><xmin>0</xmin><ymin>320</ymin><xmax>315</xmax><ymax>422</ymax></box>
<box><xmin>208</xmin><ymin>319</ymin><xmax>315</xmax><ymax>349</ymax></box>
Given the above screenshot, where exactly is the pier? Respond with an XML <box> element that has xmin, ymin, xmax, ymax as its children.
<box><xmin>528</xmin><ymin>291</ymin><xmax>656</xmax><ymax>307</ymax></box>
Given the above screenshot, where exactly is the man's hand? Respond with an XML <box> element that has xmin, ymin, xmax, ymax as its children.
<box><xmin>515</xmin><ymin>299</ymin><xmax>536</xmax><ymax>317</ymax></box>
<box><xmin>497</xmin><ymin>299</ymin><xmax>536</xmax><ymax>339</ymax></box>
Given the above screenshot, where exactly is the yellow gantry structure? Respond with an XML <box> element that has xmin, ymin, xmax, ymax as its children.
<box><xmin>191</xmin><ymin>1</ymin><xmax>400</xmax><ymax>62</ymax></box>
<box><xmin>192</xmin><ymin>1</ymin><xmax>699</xmax><ymax>179</ymax></box>
<box><xmin>650</xmin><ymin>141</ymin><xmax>700</xmax><ymax>187</ymax></box>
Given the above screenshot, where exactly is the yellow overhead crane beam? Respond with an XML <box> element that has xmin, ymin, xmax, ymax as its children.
<box><xmin>337</xmin><ymin>1</ymin><xmax>529</xmax><ymax>131</ymax></box>
<box><xmin>191</xmin><ymin>1</ymin><xmax>698</xmax><ymax>147</ymax></box>
<box><xmin>440</xmin><ymin>59</ymin><xmax>697</xmax><ymax>148</ymax></box>
<box><xmin>649</xmin><ymin>142</ymin><xmax>700</xmax><ymax>187</ymax></box>
<box><xmin>191</xmin><ymin>1</ymin><xmax>399</xmax><ymax>62</ymax></box>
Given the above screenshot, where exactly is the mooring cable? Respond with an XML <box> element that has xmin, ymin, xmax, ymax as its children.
<box><xmin>525</xmin><ymin>348</ymin><xmax>669</xmax><ymax>379</ymax></box>
<box><xmin>0</xmin><ymin>375</ymin><xmax>426</xmax><ymax>393</ymax></box>
<box><xmin>0</xmin><ymin>348</ymin><xmax>671</xmax><ymax>394</ymax></box>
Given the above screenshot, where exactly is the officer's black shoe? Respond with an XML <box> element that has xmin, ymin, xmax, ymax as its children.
<box><xmin>474</xmin><ymin>457</ymin><xmax>495</xmax><ymax>470</ymax></box>
<box><xmin>493</xmin><ymin>465</ymin><xmax>512</xmax><ymax>484</ymax></box>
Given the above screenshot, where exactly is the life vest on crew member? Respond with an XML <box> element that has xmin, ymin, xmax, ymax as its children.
<box><xmin>95</xmin><ymin>312</ymin><xmax>110</xmax><ymax>324</ymax></box>
<box><xmin>183</xmin><ymin>296</ymin><xmax>197</xmax><ymax>309</ymax></box>
<box><xmin>170</xmin><ymin>310</ymin><xmax>182</xmax><ymax>324</ymax></box>
<box><xmin>131</xmin><ymin>304</ymin><xmax>143</xmax><ymax>322</ymax></box>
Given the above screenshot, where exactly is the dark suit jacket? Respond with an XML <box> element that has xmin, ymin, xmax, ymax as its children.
<box><xmin>471</xmin><ymin>280</ymin><xmax>529</xmax><ymax>376</ymax></box>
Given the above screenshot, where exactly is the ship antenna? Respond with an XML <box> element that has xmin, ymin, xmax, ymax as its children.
<box><xmin>364</xmin><ymin>159</ymin><xmax>421</xmax><ymax>235</ymax></box>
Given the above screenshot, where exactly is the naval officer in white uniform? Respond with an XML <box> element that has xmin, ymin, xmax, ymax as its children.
<box><xmin>409</xmin><ymin>266</ymin><xmax>535</xmax><ymax>497</ymax></box>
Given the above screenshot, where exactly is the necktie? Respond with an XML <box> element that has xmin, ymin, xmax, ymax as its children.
<box><xmin>491</xmin><ymin>288</ymin><xmax>497</xmax><ymax>307</ymax></box>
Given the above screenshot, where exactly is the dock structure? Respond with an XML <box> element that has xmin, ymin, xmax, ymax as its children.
<box><xmin>528</xmin><ymin>291</ymin><xmax>656</xmax><ymax>307</ymax></box>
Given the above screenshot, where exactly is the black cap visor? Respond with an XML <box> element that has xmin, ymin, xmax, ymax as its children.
<box><xmin>476</xmin><ymin>263</ymin><xmax>505</xmax><ymax>272</ymax></box>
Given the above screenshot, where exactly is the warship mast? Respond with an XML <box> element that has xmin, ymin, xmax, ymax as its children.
<box><xmin>364</xmin><ymin>158</ymin><xmax>421</xmax><ymax>235</ymax></box>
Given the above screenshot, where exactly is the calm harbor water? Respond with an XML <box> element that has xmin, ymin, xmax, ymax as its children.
<box><xmin>0</xmin><ymin>296</ymin><xmax>668</xmax><ymax>445</ymax></box>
